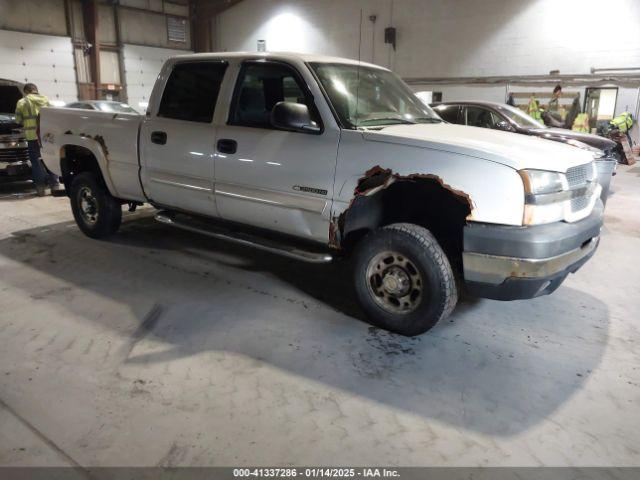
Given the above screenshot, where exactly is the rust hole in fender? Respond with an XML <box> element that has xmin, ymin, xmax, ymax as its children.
<box><xmin>329</xmin><ymin>165</ymin><xmax>475</xmax><ymax>251</ymax></box>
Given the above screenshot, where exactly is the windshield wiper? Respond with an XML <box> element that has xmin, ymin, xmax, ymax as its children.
<box><xmin>414</xmin><ymin>117</ymin><xmax>443</xmax><ymax>123</ymax></box>
<box><xmin>357</xmin><ymin>117</ymin><xmax>417</xmax><ymax>127</ymax></box>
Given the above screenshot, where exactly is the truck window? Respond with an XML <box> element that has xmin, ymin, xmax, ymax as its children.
<box><xmin>229</xmin><ymin>62</ymin><xmax>319</xmax><ymax>129</ymax></box>
<box><xmin>157</xmin><ymin>61</ymin><xmax>227</xmax><ymax>123</ymax></box>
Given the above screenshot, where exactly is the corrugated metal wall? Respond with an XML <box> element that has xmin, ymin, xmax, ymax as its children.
<box><xmin>1</xmin><ymin>0</ymin><xmax>192</xmax><ymax>105</ymax></box>
<box><xmin>0</xmin><ymin>0</ymin><xmax>68</xmax><ymax>36</ymax></box>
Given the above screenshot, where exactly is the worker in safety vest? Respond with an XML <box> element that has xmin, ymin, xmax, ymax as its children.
<box><xmin>571</xmin><ymin>113</ymin><xmax>590</xmax><ymax>133</ymax></box>
<box><xmin>527</xmin><ymin>96</ymin><xmax>543</xmax><ymax>123</ymax></box>
<box><xmin>610</xmin><ymin>112</ymin><xmax>633</xmax><ymax>133</ymax></box>
<box><xmin>15</xmin><ymin>83</ymin><xmax>60</xmax><ymax>196</ymax></box>
<box><xmin>610</xmin><ymin>111</ymin><xmax>635</xmax><ymax>147</ymax></box>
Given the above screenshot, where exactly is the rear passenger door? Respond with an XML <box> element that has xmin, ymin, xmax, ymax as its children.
<box><xmin>140</xmin><ymin>61</ymin><xmax>227</xmax><ymax>217</ymax></box>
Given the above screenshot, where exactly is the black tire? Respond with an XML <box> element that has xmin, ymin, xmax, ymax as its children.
<box><xmin>70</xmin><ymin>172</ymin><xmax>122</xmax><ymax>239</ymax></box>
<box><xmin>353</xmin><ymin>223</ymin><xmax>458</xmax><ymax>336</ymax></box>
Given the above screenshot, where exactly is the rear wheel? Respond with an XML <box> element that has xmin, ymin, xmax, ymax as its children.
<box><xmin>70</xmin><ymin>172</ymin><xmax>121</xmax><ymax>239</ymax></box>
<box><xmin>353</xmin><ymin>223</ymin><xmax>458</xmax><ymax>336</ymax></box>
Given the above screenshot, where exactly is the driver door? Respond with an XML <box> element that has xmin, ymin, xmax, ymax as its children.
<box><xmin>213</xmin><ymin>61</ymin><xmax>340</xmax><ymax>243</ymax></box>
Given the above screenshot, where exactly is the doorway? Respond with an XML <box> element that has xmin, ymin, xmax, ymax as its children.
<box><xmin>585</xmin><ymin>87</ymin><xmax>618</xmax><ymax>132</ymax></box>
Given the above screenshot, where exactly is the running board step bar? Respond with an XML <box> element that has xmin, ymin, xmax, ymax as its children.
<box><xmin>154</xmin><ymin>211</ymin><xmax>334</xmax><ymax>264</ymax></box>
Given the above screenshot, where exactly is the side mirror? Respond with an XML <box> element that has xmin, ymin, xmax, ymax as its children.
<box><xmin>495</xmin><ymin>120</ymin><xmax>514</xmax><ymax>132</ymax></box>
<box><xmin>270</xmin><ymin>101</ymin><xmax>320</xmax><ymax>133</ymax></box>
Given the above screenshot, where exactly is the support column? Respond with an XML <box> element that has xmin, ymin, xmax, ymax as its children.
<box><xmin>81</xmin><ymin>0</ymin><xmax>100</xmax><ymax>100</ymax></box>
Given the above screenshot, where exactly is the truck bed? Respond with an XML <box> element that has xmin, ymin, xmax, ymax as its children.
<box><xmin>40</xmin><ymin>107</ymin><xmax>145</xmax><ymax>202</ymax></box>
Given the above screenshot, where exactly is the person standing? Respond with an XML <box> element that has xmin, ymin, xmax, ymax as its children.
<box><xmin>547</xmin><ymin>84</ymin><xmax>562</xmax><ymax>115</ymax></box>
<box><xmin>15</xmin><ymin>83</ymin><xmax>59</xmax><ymax>196</ymax></box>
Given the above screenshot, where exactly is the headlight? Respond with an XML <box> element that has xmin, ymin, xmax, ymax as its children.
<box><xmin>519</xmin><ymin>169</ymin><xmax>564</xmax><ymax>195</ymax></box>
<box><xmin>519</xmin><ymin>169</ymin><xmax>566</xmax><ymax>225</ymax></box>
<box><xmin>518</xmin><ymin>165</ymin><xmax>599</xmax><ymax>225</ymax></box>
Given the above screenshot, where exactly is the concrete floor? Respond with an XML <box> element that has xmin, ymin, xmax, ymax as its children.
<box><xmin>0</xmin><ymin>166</ymin><xmax>639</xmax><ymax>468</ymax></box>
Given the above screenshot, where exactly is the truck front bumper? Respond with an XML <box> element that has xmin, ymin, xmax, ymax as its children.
<box><xmin>463</xmin><ymin>200</ymin><xmax>604</xmax><ymax>300</ymax></box>
<box><xmin>0</xmin><ymin>139</ymin><xmax>31</xmax><ymax>179</ymax></box>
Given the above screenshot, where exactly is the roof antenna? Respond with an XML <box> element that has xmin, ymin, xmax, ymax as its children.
<box><xmin>355</xmin><ymin>8</ymin><xmax>363</xmax><ymax>128</ymax></box>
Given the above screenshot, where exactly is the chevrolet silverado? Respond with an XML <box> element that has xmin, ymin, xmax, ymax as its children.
<box><xmin>39</xmin><ymin>53</ymin><xmax>603</xmax><ymax>336</ymax></box>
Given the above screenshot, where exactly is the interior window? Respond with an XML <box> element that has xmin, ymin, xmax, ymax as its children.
<box><xmin>465</xmin><ymin>106</ymin><xmax>499</xmax><ymax>129</ymax></box>
<box><xmin>158</xmin><ymin>61</ymin><xmax>227</xmax><ymax>123</ymax></box>
<box><xmin>231</xmin><ymin>63</ymin><xmax>317</xmax><ymax>129</ymax></box>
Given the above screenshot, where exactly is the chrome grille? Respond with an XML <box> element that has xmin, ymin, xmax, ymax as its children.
<box><xmin>571</xmin><ymin>195</ymin><xmax>589</xmax><ymax>212</ymax></box>
<box><xmin>565</xmin><ymin>163</ymin><xmax>597</xmax><ymax>215</ymax></box>
<box><xmin>566</xmin><ymin>164</ymin><xmax>589</xmax><ymax>188</ymax></box>
<box><xmin>0</xmin><ymin>148</ymin><xmax>30</xmax><ymax>163</ymax></box>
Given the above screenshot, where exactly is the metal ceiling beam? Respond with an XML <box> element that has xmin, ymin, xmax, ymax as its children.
<box><xmin>403</xmin><ymin>73</ymin><xmax>640</xmax><ymax>88</ymax></box>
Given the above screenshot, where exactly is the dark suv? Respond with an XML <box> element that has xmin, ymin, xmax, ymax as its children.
<box><xmin>0</xmin><ymin>79</ymin><xmax>30</xmax><ymax>182</ymax></box>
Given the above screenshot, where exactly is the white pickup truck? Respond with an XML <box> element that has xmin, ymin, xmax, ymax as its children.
<box><xmin>40</xmin><ymin>52</ymin><xmax>603</xmax><ymax>336</ymax></box>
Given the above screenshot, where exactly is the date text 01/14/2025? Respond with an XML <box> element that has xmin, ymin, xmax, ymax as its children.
<box><xmin>232</xmin><ymin>467</ymin><xmax>401</xmax><ymax>478</ymax></box>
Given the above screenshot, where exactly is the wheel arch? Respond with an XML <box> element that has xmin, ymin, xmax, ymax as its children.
<box><xmin>333</xmin><ymin>167</ymin><xmax>474</xmax><ymax>272</ymax></box>
<box><xmin>59</xmin><ymin>135</ymin><xmax>117</xmax><ymax>197</ymax></box>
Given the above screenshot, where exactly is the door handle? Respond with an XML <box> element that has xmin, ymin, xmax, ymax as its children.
<box><xmin>151</xmin><ymin>131</ymin><xmax>167</xmax><ymax>145</ymax></box>
<box><xmin>217</xmin><ymin>138</ymin><xmax>237</xmax><ymax>154</ymax></box>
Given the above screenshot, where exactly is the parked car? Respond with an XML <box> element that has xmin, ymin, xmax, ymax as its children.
<box><xmin>0</xmin><ymin>79</ymin><xmax>31</xmax><ymax>182</ymax></box>
<box><xmin>66</xmin><ymin>100</ymin><xmax>139</xmax><ymax>114</ymax></box>
<box><xmin>39</xmin><ymin>53</ymin><xmax>603</xmax><ymax>336</ymax></box>
<box><xmin>431</xmin><ymin>101</ymin><xmax>618</xmax><ymax>203</ymax></box>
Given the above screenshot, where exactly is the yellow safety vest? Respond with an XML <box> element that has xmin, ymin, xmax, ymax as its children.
<box><xmin>610</xmin><ymin>112</ymin><xmax>633</xmax><ymax>133</ymax></box>
<box><xmin>571</xmin><ymin>113</ymin><xmax>590</xmax><ymax>133</ymax></box>
<box><xmin>527</xmin><ymin>97</ymin><xmax>542</xmax><ymax>122</ymax></box>
<box><xmin>15</xmin><ymin>94</ymin><xmax>50</xmax><ymax>141</ymax></box>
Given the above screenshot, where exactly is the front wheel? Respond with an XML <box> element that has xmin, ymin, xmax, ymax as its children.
<box><xmin>70</xmin><ymin>172</ymin><xmax>122</xmax><ymax>239</ymax></box>
<box><xmin>353</xmin><ymin>223</ymin><xmax>458</xmax><ymax>336</ymax></box>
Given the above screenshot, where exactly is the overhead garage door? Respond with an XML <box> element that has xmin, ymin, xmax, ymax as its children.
<box><xmin>123</xmin><ymin>44</ymin><xmax>193</xmax><ymax>113</ymax></box>
<box><xmin>0</xmin><ymin>29</ymin><xmax>76</xmax><ymax>104</ymax></box>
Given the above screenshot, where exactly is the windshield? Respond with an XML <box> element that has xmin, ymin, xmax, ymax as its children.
<box><xmin>495</xmin><ymin>103</ymin><xmax>544</xmax><ymax>129</ymax></box>
<box><xmin>310</xmin><ymin>63</ymin><xmax>441</xmax><ymax>128</ymax></box>
<box><xmin>96</xmin><ymin>102</ymin><xmax>138</xmax><ymax>114</ymax></box>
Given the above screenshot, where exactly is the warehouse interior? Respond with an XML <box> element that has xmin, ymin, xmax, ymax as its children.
<box><xmin>1</xmin><ymin>0</ymin><xmax>640</xmax><ymax>476</ymax></box>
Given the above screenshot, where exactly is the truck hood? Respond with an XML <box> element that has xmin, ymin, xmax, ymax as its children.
<box><xmin>361</xmin><ymin>123</ymin><xmax>594</xmax><ymax>172</ymax></box>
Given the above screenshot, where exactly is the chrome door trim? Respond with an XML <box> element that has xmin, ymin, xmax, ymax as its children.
<box><xmin>215</xmin><ymin>182</ymin><xmax>327</xmax><ymax>214</ymax></box>
<box><xmin>150</xmin><ymin>177</ymin><xmax>213</xmax><ymax>193</ymax></box>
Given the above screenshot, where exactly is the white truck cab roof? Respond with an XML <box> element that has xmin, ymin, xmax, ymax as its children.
<box><xmin>167</xmin><ymin>51</ymin><xmax>387</xmax><ymax>70</ymax></box>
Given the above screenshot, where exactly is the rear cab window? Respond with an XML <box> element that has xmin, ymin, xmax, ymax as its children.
<box><xmin>158</xmin><ymin>61</ymin><xmax>228</xmax><ymax>123</ymax></box>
